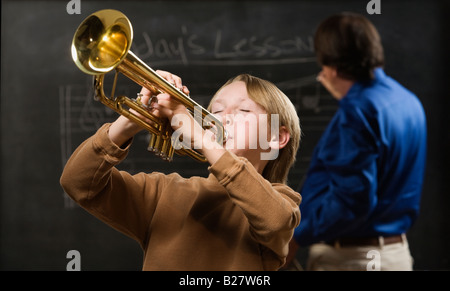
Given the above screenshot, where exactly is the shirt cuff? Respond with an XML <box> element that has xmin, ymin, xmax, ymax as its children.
<box><xmin>91</xmin><ymin>123</ymin><xmax>132</xmax><ymax>164</ymax></box>
<box><xmin>208</xmin><ymin>151</ymin><xmax>247</xmax><ymax>186</ymax></box>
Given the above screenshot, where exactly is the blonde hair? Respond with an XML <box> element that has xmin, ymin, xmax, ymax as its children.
<box><xmin>208</xmin><ymin>74</ymin><xmax>301</xmax><ymax>184</ymax></box>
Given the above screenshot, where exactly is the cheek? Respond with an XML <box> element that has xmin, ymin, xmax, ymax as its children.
<box><xmin>227</xmin><ymin>115</ymin><xmax>259</xmax><ymax>149</ymax></box>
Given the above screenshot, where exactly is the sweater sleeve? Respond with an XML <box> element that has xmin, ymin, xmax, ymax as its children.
<box><xmin>208</xmin><ymin>151</ymin><xmax>301</xmax><ymax>266</ymax></box>
<box><xmin>294</xmin><ymin>105</ymin><xmax>379</xmax><ymax>245</ymax></box>
<box><xmin>60</xmin><ymin>123</ymin><xmax>164</xmax><ymax>248</ymax></box>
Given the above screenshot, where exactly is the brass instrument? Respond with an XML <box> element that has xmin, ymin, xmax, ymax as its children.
<box><xmin>71</xmin><ymin>9</ymin><xmax>225</xmax><ymax>162</ymax></box>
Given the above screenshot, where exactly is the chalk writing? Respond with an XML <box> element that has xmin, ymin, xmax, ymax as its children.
<box><xmin>133</xmin><ymin>27</ymin><xmax>316</xmax><ymax>66</ymax></box>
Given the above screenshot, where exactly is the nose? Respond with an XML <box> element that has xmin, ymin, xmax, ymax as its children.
<box><xmin>316</xmin><ymin>70</ymin><xmax>325</xmax><ymax>82</ymax></box>
<box><xmin>215</xmin><ymin>110</ymin><xmax>232</xmax><ymax>126</ymax></box>
<box><xmin>224</xmin><ymin>114</ymin><xmax>234</xmax><ymax>126</ymax></box>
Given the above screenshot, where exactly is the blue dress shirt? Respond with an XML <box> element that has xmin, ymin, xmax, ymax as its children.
<box><xmin>294</xmin><ymin>68</ymin><xmax>427</xmax><ymax>245</ymax></box>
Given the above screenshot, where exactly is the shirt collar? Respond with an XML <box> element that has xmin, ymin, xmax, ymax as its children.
<box><xmin>341</xmin><ymin>67</ymin><xmax>386</xmax><ymax>101</ymax></box>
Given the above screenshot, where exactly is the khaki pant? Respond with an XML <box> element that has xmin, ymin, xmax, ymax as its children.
<box><xmin>307</xmin><ymin>235</ymin><xmax>413</xmax><ymax>271</ymax></box>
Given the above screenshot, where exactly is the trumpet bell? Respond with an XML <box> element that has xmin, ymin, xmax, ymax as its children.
<box><xmin>71</xmin><ymin>9</ymin><xmax>133</xmax><ymax>75</ymax></box>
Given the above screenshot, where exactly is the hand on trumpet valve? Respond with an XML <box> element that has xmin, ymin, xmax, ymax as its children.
<box><xmin>156</xmin><ymin>70</ymin><xmax>190</xmax><ymax>95</ymax></box>
<box><xmin>138</xmin><ymin>93</ymin><xmax>158</xmax><ymax>110</ymax></box>
<box><xmin>144</xmin><ymin>70</ymin><xmax>190</xmax><ymax>120</ymax></box>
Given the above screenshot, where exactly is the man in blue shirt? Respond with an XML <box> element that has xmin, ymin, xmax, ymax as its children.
<box><xmin>287</xmin><ymin>13</ymin><xmax>427</xmax><ymax>270</ymax></box>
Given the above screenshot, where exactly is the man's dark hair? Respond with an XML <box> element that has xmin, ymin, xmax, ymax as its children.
<box><xmin>314</xmin><ymin>12</ymin><xmax>385</xmax><ymax>82</ymax></box>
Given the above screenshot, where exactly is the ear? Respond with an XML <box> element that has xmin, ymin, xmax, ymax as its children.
<box><xmin>330</xmin><ymin>67</ymin><xmax>338</xmax><ymax>78</ymax></box>
<box><xmin>269</xmin><ymin>126</ymin><xmax>290</xmax><ymax>150</ymax></box>
<box><xmin>322</xmin><ymin>65</ymin><xmax>338</xmax><ymax>79</ymax></box>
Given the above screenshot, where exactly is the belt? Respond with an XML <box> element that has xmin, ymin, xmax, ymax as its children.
<box><xmin>326</xmin><ymin>234</ymin><xmax>405</xmax><ymax>247</ymax></box>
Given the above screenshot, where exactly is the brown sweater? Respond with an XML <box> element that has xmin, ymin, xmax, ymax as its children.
<box><xmin>60</xmin><ymin>123</ymin><xmax>301</xmax><ymax>271</ymax></box>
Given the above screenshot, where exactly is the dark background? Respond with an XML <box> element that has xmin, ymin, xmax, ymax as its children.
<box><xmin>1</xmin><ymin>0</ymin><xmax>449</xmax><ymax>270</ymax></box>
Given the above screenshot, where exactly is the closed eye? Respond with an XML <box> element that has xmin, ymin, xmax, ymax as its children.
<box><xmin>239</xmin><ymin>109</ymin><xmax>250</xmax><ymax>113</ymax></box>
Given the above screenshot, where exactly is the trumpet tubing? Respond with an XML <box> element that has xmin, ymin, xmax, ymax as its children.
<box><xmin>71</xmin><ymin>9</ymin><xmax>225</xmax><ymax>162</ymax></box>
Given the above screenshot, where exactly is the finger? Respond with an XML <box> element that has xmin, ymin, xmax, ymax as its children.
<box><xmin>156</xmin><ymin>93</ymin><xmax>171</xmax><ymax>102</ymax></box>
<box><xmin>148</xmin><ymin>107</ymin><xmax>161</xmax><ymax>119</ymax></box>
<box><xmin>137</xmin><ymin>87</ymin><xmax>153</xmax><ymax>107</ymax></box>
<box><xmin>153</xmin><ymin>94</ymin><xmax>172</xmax><ymax>113</ymax></box>
<box><xmin>182</xmin><ymin>85</ymin><xmax>190</xmax><ymax>96</ymax></box>
<box><xmin>155</xmin><ymin>70</ymin><xmax>170</xmax><ymax>79</ymax></box>
<box><xmin>155</xmin><ymin>70</ymin><xmax>183</xmax><ymax>90</ymax></box>
<box><xmin>172</xmin><ymin>75</ymin><xmax>183</xmax><ymax>90</ymax></box>
<box><xmin>137</xmin><ymin>94</ymin><xmax>152</xmax><ymax>110</ymax></box>
<box><xmin>155</xmin><ymin>96</ymin><xmax>175</xmax><ymax>112</ymax></box>
<box><xmin>151</xmin><ymin>101</ymin><xmax>172</xmax><ymax>119</ymax></box>
<box><xmin>139</xmin><ymin>87</ymin><xmax>153</xmax><ymax>97</ymax></box>
<box><xmin>166</xmin><ymin>74</ymin><xmax>182</xmax><ymax>90</ymax></box>
<box><xmin>156</xmin><ymin>70</ymin><xmax>175</xmax><ymax>85</ymax></box>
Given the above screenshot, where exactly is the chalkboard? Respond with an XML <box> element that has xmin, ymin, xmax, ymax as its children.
<box><xmin>1</xmin><ymin>0</ymin><xmax>449</xmax><ymax>271</ymax></box>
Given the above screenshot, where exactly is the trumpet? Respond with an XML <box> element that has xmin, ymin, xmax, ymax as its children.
<box><xmin>71</xmin><ymin>9</ymin><xmax>225</xmax><ymax>162</ymax></box>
